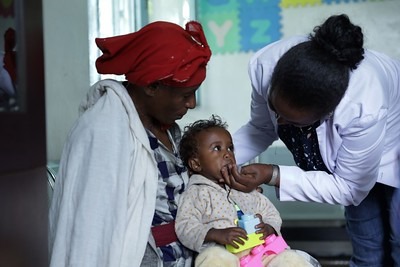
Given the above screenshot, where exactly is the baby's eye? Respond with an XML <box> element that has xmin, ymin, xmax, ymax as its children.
<box><xmin>228</xmin><ymin>145</ymin><xmax>234</xmax><ymax>152</ymax></box>
<box><xmin>212</xmin><ymin>145</ymin><xmax>221</xmax><ymax>151</ymax></box>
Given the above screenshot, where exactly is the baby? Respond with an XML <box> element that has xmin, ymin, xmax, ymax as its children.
<box><xmin>175</xmin><ymin>115</ymin><xmax>282</xmax><ymax>263</ymax></box>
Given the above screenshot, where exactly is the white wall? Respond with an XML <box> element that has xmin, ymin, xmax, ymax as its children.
<box><xmin>43</xmin><ymin>0</ymin><xmax>90</xmax><ymax>161</ymax></box>
<box><xmin>43</xmin><ymin>0</ymin><xmax>400</xmax><ymax>161</ymax></box>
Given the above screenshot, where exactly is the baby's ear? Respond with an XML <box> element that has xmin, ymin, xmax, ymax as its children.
<box><xmin>188</xmin><ymin>158</ymin><xmax>202</xmax><ymax>172</ymax></box>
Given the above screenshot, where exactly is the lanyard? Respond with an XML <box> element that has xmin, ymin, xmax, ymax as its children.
<box><xmin>225</xmin><ymin>186</ymin><xmax>245</xmax><ymax>221</ymax></box>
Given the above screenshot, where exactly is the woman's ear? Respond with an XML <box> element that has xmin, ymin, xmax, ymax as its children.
<box><xmin>188</xmin><ymin>158</ymin><xmax>201</xmax><ymax>172</ymax></box>
<box><xmin>143</xmin><ymin>82</ymin><xmax>159</xmax><ymax>97</ymax></box>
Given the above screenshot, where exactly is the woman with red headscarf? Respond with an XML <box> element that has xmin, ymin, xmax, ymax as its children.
<box><xmin>49</xmin><ymin>21</ymin><xmax>211</xmax><ymax>267</ymax></box>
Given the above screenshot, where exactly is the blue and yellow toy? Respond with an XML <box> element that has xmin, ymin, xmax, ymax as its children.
<box><xmin>225</xmin><ymin>213</ymin><xmax>265</xmax><ymax>253</ymax></box>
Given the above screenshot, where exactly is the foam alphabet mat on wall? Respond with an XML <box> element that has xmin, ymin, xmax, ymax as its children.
<box><xmin>197</xmin><ymin>0</ymin><xmax>371</xmax><ymax>54</ymax></box>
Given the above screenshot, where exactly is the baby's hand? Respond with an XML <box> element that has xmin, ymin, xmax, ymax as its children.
<box><xmin>206</xmin><ymin>227</ymin><xmax>248</xmax><ymax>248</ymax></box>
<box><xmin>254</xmin><ymin>214</ymin><xmax>276</xmax><ymax>240</ymax></box>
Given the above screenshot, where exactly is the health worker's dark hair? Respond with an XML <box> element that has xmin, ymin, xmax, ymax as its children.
<box><xmin>270</xmin><ymin>14</ymin><xmax>365</xmax><ymax>116</ymax></box>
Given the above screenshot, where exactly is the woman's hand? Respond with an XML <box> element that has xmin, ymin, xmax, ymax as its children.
<box><xmin>220</xmin><ymin>163</ymin><xmax>277</xmax><ymax>192</ymax></box>
<box><xmin>254</xmin><ymin>213</ymin><xmax>276</xmax><ymax>240</ymax></box>
<box><xmin>205</xmin><ymin>227</ymin><xmax>248</xmax><ymax>248</ymax></box>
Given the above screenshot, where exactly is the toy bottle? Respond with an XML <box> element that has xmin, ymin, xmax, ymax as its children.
<box><xmin>237</xmin><ymin>214</ymin><xmax>260</xmax><ymax>234</ymax></box>
<box><xmin>225</xmin><ymin>214</ymin><xmax>264</xmax><ymax>253</ymax></box>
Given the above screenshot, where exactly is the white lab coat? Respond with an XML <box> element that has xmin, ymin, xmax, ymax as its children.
<box><xmin>233</xmin><ymin>36</ymin><xmax>400</xmax><ymax>206</ymax></box>
<box><xmin>49</xmin><ymin>79</ymin><xmax>159</xmax><ymax>266</ymax></box>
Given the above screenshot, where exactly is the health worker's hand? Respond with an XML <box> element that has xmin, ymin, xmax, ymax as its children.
<box><xmin>221</xmin><ymin>163</ymin><xmax>276</xmax><ymax>193</ymax></box>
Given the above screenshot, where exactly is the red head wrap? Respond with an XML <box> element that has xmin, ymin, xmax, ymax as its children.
<box><xmin>95</xmin><ymin>21</ymin><xmax>211</xmax><ymax>88</ymax></box>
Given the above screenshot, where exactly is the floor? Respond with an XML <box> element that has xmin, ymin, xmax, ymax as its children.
<box><xmin>282</xmin><ymin>219</ymin><xmax>352</xmax><ymax>267</ymax></box>
<box><xmin>317</xmin><ymin>257</ymin><xmax>350</xmax><ymax>267</ymax></box>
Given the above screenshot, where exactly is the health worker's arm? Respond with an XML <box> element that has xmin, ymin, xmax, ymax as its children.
<box><xmin>233</xmin><ymin>89</ymin><xmax>278</xmax><ymax>165</ymax></box>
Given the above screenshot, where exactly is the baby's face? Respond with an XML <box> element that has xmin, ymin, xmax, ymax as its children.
<box><xmin>193</xmin><ymin>127</ymin><xmax>236</xmax><ymax>182</ymax></box>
